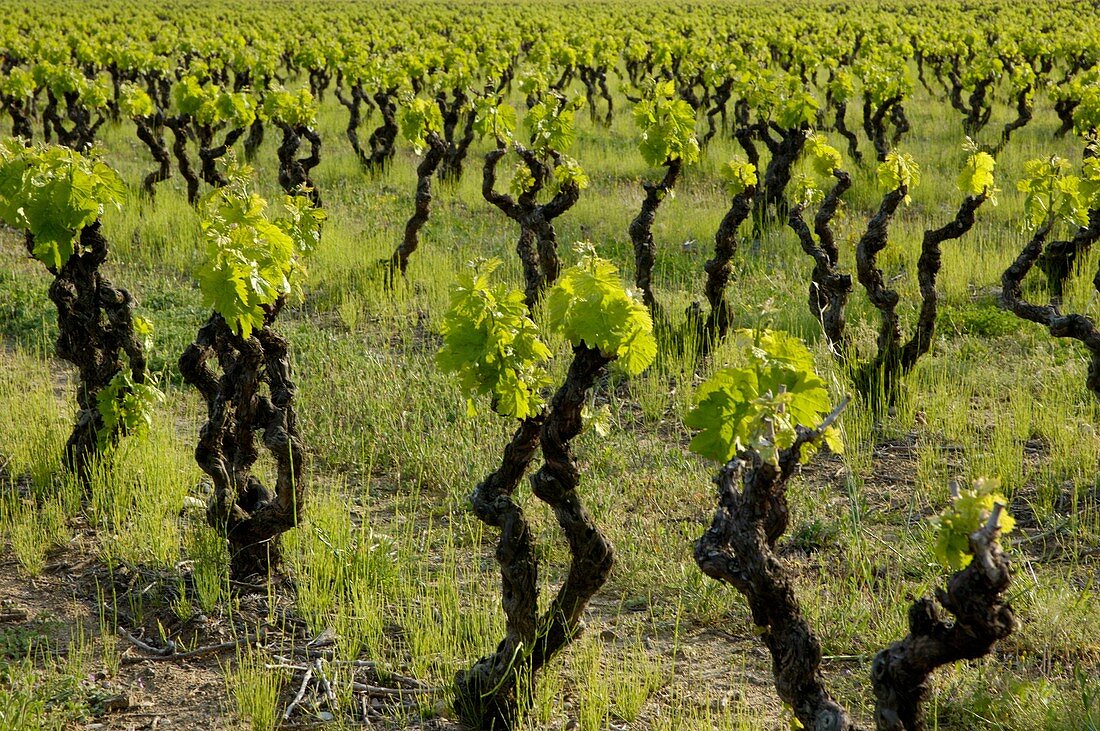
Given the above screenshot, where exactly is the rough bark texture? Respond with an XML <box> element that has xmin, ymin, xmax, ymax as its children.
<box><xmin>699</xmin><ymin>184</ymin><xmax>756</xmax><ymax>353</ymax></box>
<box><xmin>178</xmin><ymin>306</ymin><xmax>306</xmax><ymax>581</ymax></box>
<box><xmin>3</xmin><ymin>95</ymin><xmax>34</xmax><ymax>140</ymax></box>
<box><xmin>455</xmin><ymin>345</ymin><xmax>614</xmax><ymax>730</ymax></box>
<box><xmin>862</xmin><ymin>94</ymin><xmax>901</xmax><ymax>162</ymax></box>
<box><xmin>275</xmin><ymin>122</ymin><xmax>322</xmax><ymax>206</ymax></box>
<box><xmin>482</xmin><ymin>145</ymin><xmax>581</xmax><ymax>309</ymax></box>
<box><xmin>788</xmin><ymin>169</ymin><xmax>853</xmax><ymax>355</ymax></box>
<box><xmin>166</xmin><ymin>118</ymin><xmax>201</xmax><ymax>204</ymax></box>
<box><xmin>437</xmin><ymin>88</ymin><xmax>476</xmax><ymax>183</ymax></box>
<box><xmin>897</xmin><ymin>194</ymin><xmax>987</xmax><ymax>370</ymax></box>
<box><xmin>629</xmin><ymin>159</ymin><xmax>682</xmax><ymax>314</ymax></box>
<box><xmin>833</xmin><ymin>103</ymin><xmax>862</xmax><ymax>165</ymax></box>
<box><xmin>389</xmin><ymin>132</ymin><xmax>447</xmax><ymax>280</ymax></box>
<box><xmin>754</xmin><ymin>125</ymin><xmax>809</xmax><ymax>226</ymax></box>
<box><xmin>134</xmin><ymin>114</ymin><xmax>172</xmax><ymax>198</ymax></box>
<box><xmin>871</xmin><ymin>509</ymin><xmax>1016</xmax><ymax>730</ymax></box>
<box><xmin>452</xmin><ymin>416</ymin><xmax>544</xmax><ymax>730</ymax></box>
<box><xmin>853</xmin><ymin>189</ymin><xmax>987</xmax><ymax>403</ymax></box>
<box><xmin>243</xmin><ymin>116</ymin><xmax>265</xmax><ymax>161</ymax></box>
<box><xmin>43</xmin><ymin>89</ymin><xmax>105</xmax><ymax>152</ymax></box>
<box><xmin>1037</xmin><ymin>208</ymin><xmax>1100</xmax><ymax>303</ymax></box>
<box><xmin>198</xmin><ymin>125</ymin><xmax>246</xmax><ymax>191</ymax></box>
<box><xmin>992</xmin><ymin>86</ymin><xmax>1033</xmax><ymax>155</ymax></box>
<box><xmin>696</xmin><ymin>400</ymin><xmax>1015</xmax><ymax>731</ymax></box>
<box><xmin>1002</xmin><ymin>220</ymin><xmax>1100</xmax><ymax>400</ymax></box>
<box><xmin>695</xmin><ymin>411</ymin><xmax>855</xmax><ymax>731</ymax></box>
<box><xmin>26</xmin><ymin>223</ymin><xmax>147</xmax><ymax>477</ymax></box>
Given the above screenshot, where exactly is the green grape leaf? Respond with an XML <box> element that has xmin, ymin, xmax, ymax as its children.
<box><xmin>437</xmin><ymin>258</ymin><xmax>551</xmax><ymax>419</ymax></box>
<box><xmin>399</xmin><ymin>96</ymin><xmax>444</xmax><ymax>154</ymax></box>
<box><xmin>545</xmin><ymin>253</ymin><xmax>657</xmax><ymax>376</ymax></box>
<box><xmin>0</xmin><ymin>141</ymin><xmax>124</xmax><ymax>269</ymax></box>
<box><xmin>633</xmin><ymin>80</ymin><xmax>700</xmax><ymax>168</ymax></box>
<box><xmin>720</xmin><ymin>158</ymin><xmax>757</xmax><ymax>197</ymax></box>
<box><xmin>958</xmin><ymin>151</ymin><xmax>996</xmax><ymax>197</ymax></box>
<box><xmin>877</xmin><ymin>151</ymin><xmax>921</xmax><ymax>202</ymax></box>
<box><xmin>473</xmin><ymin>97</ymin><xmax>517</xmax><ymax>141</ymax></box>
<box><xmin>686</xmin><ymin>329</ymin><xmax>840</xmax><ymax>466</ymax></box>
<box><xmin>931</xmin><ymin>477</ymin><xmax>1014</xmax><ymax>571</ymax></box>
<box><xmin>197</xmin><ymin>170</ymin><xmax>320</xmax><ymax>338</ymax></box>
<box><xmin>96</xmin><ymin>370</ymin><xmax>165</xmax><ymax>449</ymax></box>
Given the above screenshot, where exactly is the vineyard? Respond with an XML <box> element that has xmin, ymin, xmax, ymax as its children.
<box><xmin>2</xmin><ymin>0</ymin><xmax>1100</xmax><ymax>729</ymax></box>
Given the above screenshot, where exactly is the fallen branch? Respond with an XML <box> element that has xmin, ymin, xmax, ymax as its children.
<box><xmin>119</xmin><ymin>626</ymin><xmax>267</xmax><ymax>664</ymax></box>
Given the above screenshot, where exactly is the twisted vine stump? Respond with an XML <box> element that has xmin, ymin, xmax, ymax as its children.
<box><xmin>482</xmin><ymin>144</ymin><xmax>581</xmax><ymax>310</ymax></box>
<box><xmin>27</xmin><ymin>223</ymin><xmax>148</xmax><ymax>477</ymax></box>
<box><xmin>336</xmin><ymin>85</ymin><xmax>399</xmax><ymax>173</ymax></box>
<box><xmin>454</xmin><ymin>345</ymin><xmax>614</xmax><ymax>730</ymax></box>
<box><xmin>853</xmin><ymin>188</ymin><xmax>988</xmax><ymax>406</ymax></box>
<box><xmin>698</xmin><ymin>183</ymin><xmax>756</xmax><ymax>355</ymax></box>
<box><xmin>870</xmin><ymin>502</ymin><xmax>1015</xmax><ymax>729</ymax></box>
<box><xmin>833</xmin><ymin>102</ymin><xmax>862</xmax><ymax>165</ymax></box>
<box><xmin>753</xmin><ymin>125</ymin><xmax>809</xmax><ymax>227</ymax></box>
<box><xmin>437</xmin><ymin>88</ymin><xmax>476</xmax><ymax>183</ymax></box>
<box><xmin>178</xmin><ymin>305</ymin><xmax>305</xmax><ymax>581</ymax></box>
<box><xmin>275</xmin><ymin>121</ymin><xmax>322</xmax><ymax>206</ymax></box>
<box><xmin>389</xmin><ymin>132</ymin><xmax>447</xmax><ymax>282</ymax></box>
<box><xmin>862</xmin><ymin>94</ymin><xmax>902</xmax><ymax>162</ymax></box>
<box><xmin>1036</xmin><ymin>209</ymin><xmax>1100</xmax><ymax>304</ymax></box>
<box><xmin>134</xmin><ymin>112</ymin><xmax>172</xmax><ymax>198</ymax></box>
<box><xmin>1002</xmin><ymin>219</ymin><xmax>1100</xmax><ymax>399</ymax></box>
<box><xmin>696</xmin><ymin>403</ymin><xmax>1015</xmax><ymax>731</ymax></box>
<box><xmin>630</xmin><ymin>159</ymin><xmax>681</xmax><ymax>314</ymax></box>
<box><xmin>788</xmin><ymin>168</ymin><xmax>852</xmax><ymax>355</ymax></box>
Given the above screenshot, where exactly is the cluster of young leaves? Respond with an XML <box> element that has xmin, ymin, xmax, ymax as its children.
<box><xmin>119</xmin><ymin>82</ymin><xmax>155</xmax><ymax>118</ymax></box>
<box><xmin>877</xmin><ymin>150</ymin><xmax>921</xmax><ymax>203</ymax></box>
<box><xmin>1072</xmin><ymin>83</ymin><xmax>1100</xmax><ymax>137</ymax></box>
<box><xmin>931</xmin><ymin>477</ymin><xmax>1015</xmax><ymax>570</ymax></box>
<box><xmin>436</xmin><ymin>259</ymin><xmax>552</xmax><ymax>420</ymax></box>
<box><xmin>0</xmin><ymin>140</ymin><xmax>125</xmax><ymax>269</ymax></box>
<box><xmin>544</xmin><ymin>251</ymin><xmax>657</xmax><ymax>376</ymax></box>
<box><xmin>719</xmin><ymin>158</ymin><xmax>757</xmax><ymax>197</ymax></box>
<box><xmin>775</xmin><ymin>77</ymin><xmax>819</xmax><ymax>129</ymax></box>
<box><xmin>552</xmin><ymin>156</ymin><xmax>590</xmax><ymax>191</ymax></box>
<box><xmin>95</xmin><ymin>316</ymin><xmax>164</xmax><ymax>450</ymax></box>
<box><xmin>197</xmin><ymin>168</ymin><xmax>325</xmax><ymax>338</ymax></box>
<box><xmin>1016</xmin><ymin>155</ymin><xmax>1099</xmax><ymax>230</ymax></box>
<box><xmin>398</xmin><ymin>96</ymin><xmax>444</xmax><ymax>154</ymax></box>
<box><xmin>794</xmin><ymin>133</ymin><xmax>843</xmax><ymax>205</ymax></box>
<box><xmin>524</xmin><ymin>95</ymin><xmax>581</xmax><ymax>154</ymax></box>
<box><xmin>957</xmin><ymin>149</ymin><xmax>998</xmax><ymax>202</ymax></box>
<box><xmin>0</xmin><ymin>67</ymin><xmax>35</xmax><ymax>100</ymax></box>
<box><xmin>172</xmin><ymin>75</ymin><xmax>256</xmax><ymax>128</ymax></box>
<box><xmin>472</xmin><ymin>96</ymin><xmax>518</xmax><ymax>142</ymax></box>
<box><xmin>262</xmin><ymin>86</ymin><xmax>318</xmax><ymax>128</ymax></box>
<box><xmin>632</xmin><ymin>80</ymin><xmax>700</xmax><ymax>168</ymax></box>
<box><xmin>686</xmin><ymin>329</ymin><xmax>842</xmax><ymax>467</ymax></box>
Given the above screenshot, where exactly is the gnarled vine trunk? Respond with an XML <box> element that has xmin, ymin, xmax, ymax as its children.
<box><xmin>389</xmin><ymin>132</ymin><xmax>447</xmax><ymax>281</ymax></box>
<box><xmin>696</xmin><ymin>403</ymin><xmax>1015</xmax><ymax>731</ymax></box>
<box><xmin>26</xmin><ymin>223</ymin><xmax>147</xmax><ymax>478</ymax></box>
<box><xmin>630</xmin><ymin>160</ymin><xmax>682</xmax><ymax>314</ymax></box>
<box><xmin>454</xmin><ymin>345</ymin><xmax>614</xmax><ymax>730</ymax></box>
<box><xmin>178</xmin><ymin>307</ymin><xmax>305</xmax><ymax>581</ymax></box>
<box><xmin>482</xmin><ymin>144</ymin><xmax>581</xmax><ymax>309</ymax></box>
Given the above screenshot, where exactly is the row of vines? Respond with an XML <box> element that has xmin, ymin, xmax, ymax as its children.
<box><xmin>2</xmin><ymin>1</ymin><xmax>1100</xmax><ymax>729</ymax></box>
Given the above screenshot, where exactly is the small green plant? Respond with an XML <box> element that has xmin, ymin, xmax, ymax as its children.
<box><xmin>630</xmin><ymin>80</ymin><xmax>700</xmax><ymax>313</ymax></box>
<box><xmin>0</xmin><ymin>142</ymin><xmax>152</xmax><ymax>477</ymax></box>
<box><xmin>446</xmin><ymin>250</ymin><xmax>655</xmax><ymax>730</ymax></box>
<box><xmin>180</xmin><ymin>168</ymin><xmax>324</xmax><ymax>581</ymax></box>
<box><xmin>690</xmin><ymin>330</ymin><xmax>1015</xmax><ymax>731</ymax></box>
